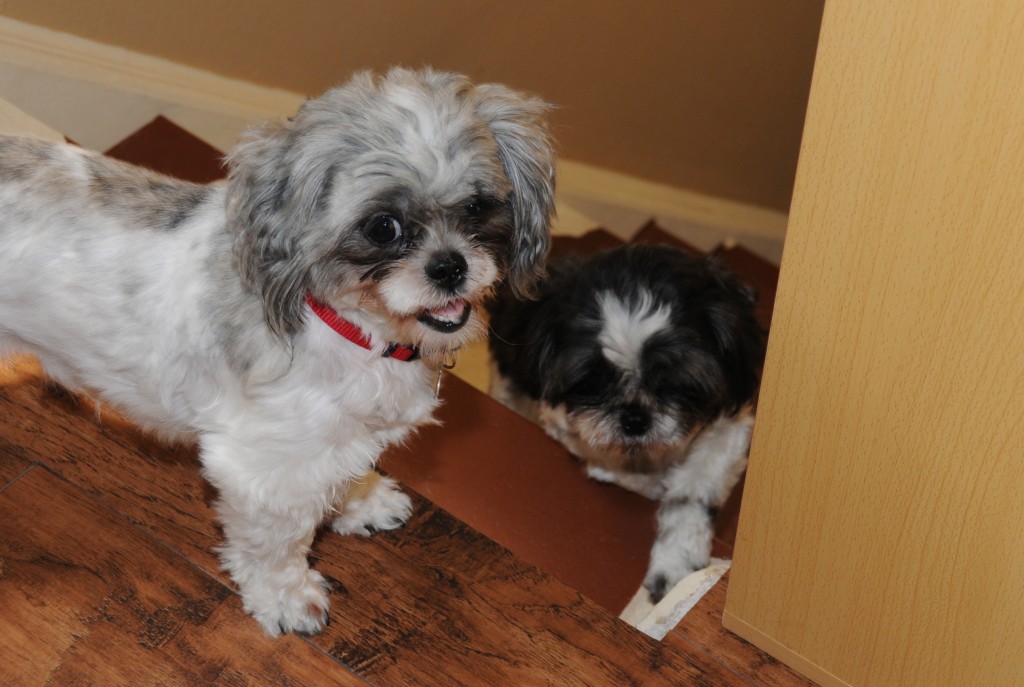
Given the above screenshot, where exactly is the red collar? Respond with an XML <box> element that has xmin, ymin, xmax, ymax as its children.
<box><xmin>305</xmin><ymin>292</ymin><xmax>420</xmax><ymax>361</ymax></box>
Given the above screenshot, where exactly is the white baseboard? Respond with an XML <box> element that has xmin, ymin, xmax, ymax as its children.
<box><xmin>558</xmin><ymin>160</ymin><xmax>788</xmax><ymax>243</ymax></box>
<box><xmin>0</xmin><ymin>15</ymin><xmax>787</xmax><ymax>246</ymax></box>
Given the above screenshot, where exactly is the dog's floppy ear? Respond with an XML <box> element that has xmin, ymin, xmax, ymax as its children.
<box><xmin>475</xmin><ymin>85</ymin><xmax>556</xmax><ymax>298</ymax></box>
<box><xmin>488</xmin><ymin>285</ymin><xmax>562</xmax><ymax>401</ymax></box>
<box><xmin>225</xmin><ymin>114</ymin><xmax>331</xmax><ymax>339</ymax></box>
<box><xmin>704</xmin><ymin>272</ymin><xmax>766</xmax><ymax>413</ymax></box>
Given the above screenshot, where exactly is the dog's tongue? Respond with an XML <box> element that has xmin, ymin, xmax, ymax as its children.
<box><xmin>429</xmin><ymin>299</ymin><xmax>468</xmax><ymax>322</ymax></box>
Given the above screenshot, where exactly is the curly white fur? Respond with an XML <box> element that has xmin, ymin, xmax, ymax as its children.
<box><xmin>0</xmin><ymin>67</ymin><xmax>555</xmax><ymax>635</ymax></box>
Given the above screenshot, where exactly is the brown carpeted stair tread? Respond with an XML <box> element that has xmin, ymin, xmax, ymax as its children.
<box><xmin>381</xmin><ymin>374</ymin><xmax>659</xmax><ymax>613</ymax></box>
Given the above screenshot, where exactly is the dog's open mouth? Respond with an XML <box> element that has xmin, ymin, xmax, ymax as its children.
<box><xmin>417</xmin><ymin>299</ymin><xmax>471</xmax><ymax>333</ymax></box>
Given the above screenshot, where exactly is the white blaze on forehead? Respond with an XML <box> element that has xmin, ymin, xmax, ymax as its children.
<box><xmin>597</xmin><ymin>289</ymin><xmax>672</xmax><ymax>373</ymax></box>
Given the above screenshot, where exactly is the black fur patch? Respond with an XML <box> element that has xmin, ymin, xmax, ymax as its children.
<box><xmin>488</xmin><ymin>244</ymin><xmax>765</xmax><ymax>443</ymax></box>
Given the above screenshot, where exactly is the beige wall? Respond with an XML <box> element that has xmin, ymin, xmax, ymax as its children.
<box><xmin>0</xmin><ymin>1</ymin><xmax>823</xmax><ymax>212</ymax></box>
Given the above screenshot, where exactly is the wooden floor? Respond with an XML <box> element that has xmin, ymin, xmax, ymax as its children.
<box><xmin>0</xmin><ymin>358</ymin><xmax>810</xmax><ymax>685</ymax></box>
<box><xmin>0</xmin><ymin>118</ymin><xmax>814</xmax><ymax>685</ymax></box>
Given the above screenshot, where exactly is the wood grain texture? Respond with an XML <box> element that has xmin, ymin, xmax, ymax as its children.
<box><xmin>726</xmin><ymin>2</ymin><xmax>1024</xmax><ymax>686</ymax></box>
<box><xmin>305</xmin><ymin>489</ymin><xmax>747</xmax><ymax>687</ymax></box>
<box><xmin>0</xmin><ymin>358</ymin><xmax>750</xmax><ymax>685</ymax></box>
<box><xmin>0</xmin><ymin>356</ymin><xmax>225</xmax><ymax>581</ymax></box>
<box><xmin>0</xmin><ymin>437</ymin><xmax>33</xmax><ymax>489</ymax></box>
<box><xmin>0</xmin><ymin>359</ymin><xmax>37</xmax><ymax>488</ymax></box>
<box><xmin>0</xmin><ymin>468</ymin><xmax>362</xmax><ymax>686</ymax></box>
<box><xmin>671</xmin><ymin>573</ymin><xmax>815</xmax><ymax>687</ymax></box>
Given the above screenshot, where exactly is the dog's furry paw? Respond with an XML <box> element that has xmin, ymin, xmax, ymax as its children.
<box><xmin>585</xmin><ymin>464</ymin><xmax>667</xmax><ymax>500</ymax></box>
<box><xmin>643</xmin><ymin>572</ymin><xmax>673</xmax><ymax>604</ymax></box>
<box><xmin>644</xmin><ymin>541</ymin><xmax>709</xmax><ymax>602</ymax></box>
<box><xmin>643</xmin><ymin>558</ymin><xmax>704</xmax><ymax>604</ymax></box>
<box><xmin>331</xmin><ymin>473</ymin><xmax>412</xmax><ymax>537</ymax></box>
<box><xmin>644</xmin><ymin>507</ymin><xmax>713</xmax><ymax>603</ymax></box>
<box><xmin>247</xmin><ymin>567</ymin><xmax>331</xmax><ymax>637</ymax></box>
<box><xmin>586</xmin><ymin>465</ymin><xmax>618</xmax><ymax>484</ymax></box>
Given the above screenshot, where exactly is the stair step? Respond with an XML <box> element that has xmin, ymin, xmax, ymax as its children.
<box><xmin>105</xmin><ymin>116</ymin><xmax>226</xmax><ymax>183</ymax></box>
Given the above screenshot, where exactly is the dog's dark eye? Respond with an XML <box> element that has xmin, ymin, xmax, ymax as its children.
<box><xmin>565</xmin><ymin>359</ymin><xmax>614</xmax><ymax>405</ymax></box>
<box><xmin>570</xmin><ymin>377</ymin><xmax>604</xmax><ymax>401</ymax></box>
<box><xmin>466</xmin><ymin>195</ymin><xmax>500</xmax><ymax>220</ymax></box>
<box><xmin>365</xmin><ymin>214</ymin><xmax>402</xmax><ymax>245</ymax></box>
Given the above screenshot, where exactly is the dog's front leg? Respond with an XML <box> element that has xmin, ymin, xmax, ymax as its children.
<box><xmin>330</xmin><ymin>471</ymin><xmax>413</xmax><ymax>537</ymax></box>
<box><xmin>213</xmin><ymin>492</ymin><xmax>329</xmax><ymax>636</ymax></box>
<box><xmin>201</xmin><ymin>438</ymin><xmax>334</xmax><ymax>636</ymax></box>
<box><xmin>643</xmin><ymin>411</ymin><xmax>754</xmax><ymax>602</ymax></box>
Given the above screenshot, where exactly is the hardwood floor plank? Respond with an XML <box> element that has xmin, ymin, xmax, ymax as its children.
<box><xmin>0</xmin><ymin>357</ymin><xmax>224</xmax><ymax>580</ymax></box>
<box><xmin>0</xmin><ymin>468</ymin><xmax>364</xmax><ymax>686</ymax></box>
<box><xmin>308</xmin><ymin>493</ymin><xmax>748</xmax><ymax>686</ymax></box>
<box><xmin>1</xmin><ymin>331</ymin><xmax>770</xmax><ymax>684</ymax></box>
<box><xmin>1</xmin><ymin>360</ymin><xmax>38</xmax><ymax>489</ymax></box>
<box><xmin>0</xmin><ymin>437</ymin><xmax>33</xmax><ymax>490</ymax></box>
<box><xmin>1</xmin><ymin>356</ymin><xmax>746</xmax><ymax>684</ymax></box>
<box><xmin>670</xmin><ymin>573</ymin><xmax>815</xmax><ymax>687</ymax></box>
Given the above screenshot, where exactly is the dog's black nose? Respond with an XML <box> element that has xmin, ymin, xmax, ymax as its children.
<box><xmin>620</xmin><ymin>405</ymin><xmax>652</xmax><ymax>437</ymax></box>
<box><xmin>425</xmin><ymin>250</ymin><xmax>468</xmax><ymax>291</ymax></box>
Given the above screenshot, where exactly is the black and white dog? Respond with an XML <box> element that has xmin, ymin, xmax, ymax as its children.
<box><xmin>488</xmin><ymin>243</ymin><xmax>764</xmax><ymax>601</ymax></box>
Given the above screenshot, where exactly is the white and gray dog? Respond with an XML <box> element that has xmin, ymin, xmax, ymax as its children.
<box><xmin>0</xmin><ymin>68</ymin><xmax>555</xmax><ymax>635</ymax></box>
<box><xmin>488</xmin><ymin>244</ymin><xmax>764</xmax><ymax>602</ymax></box>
